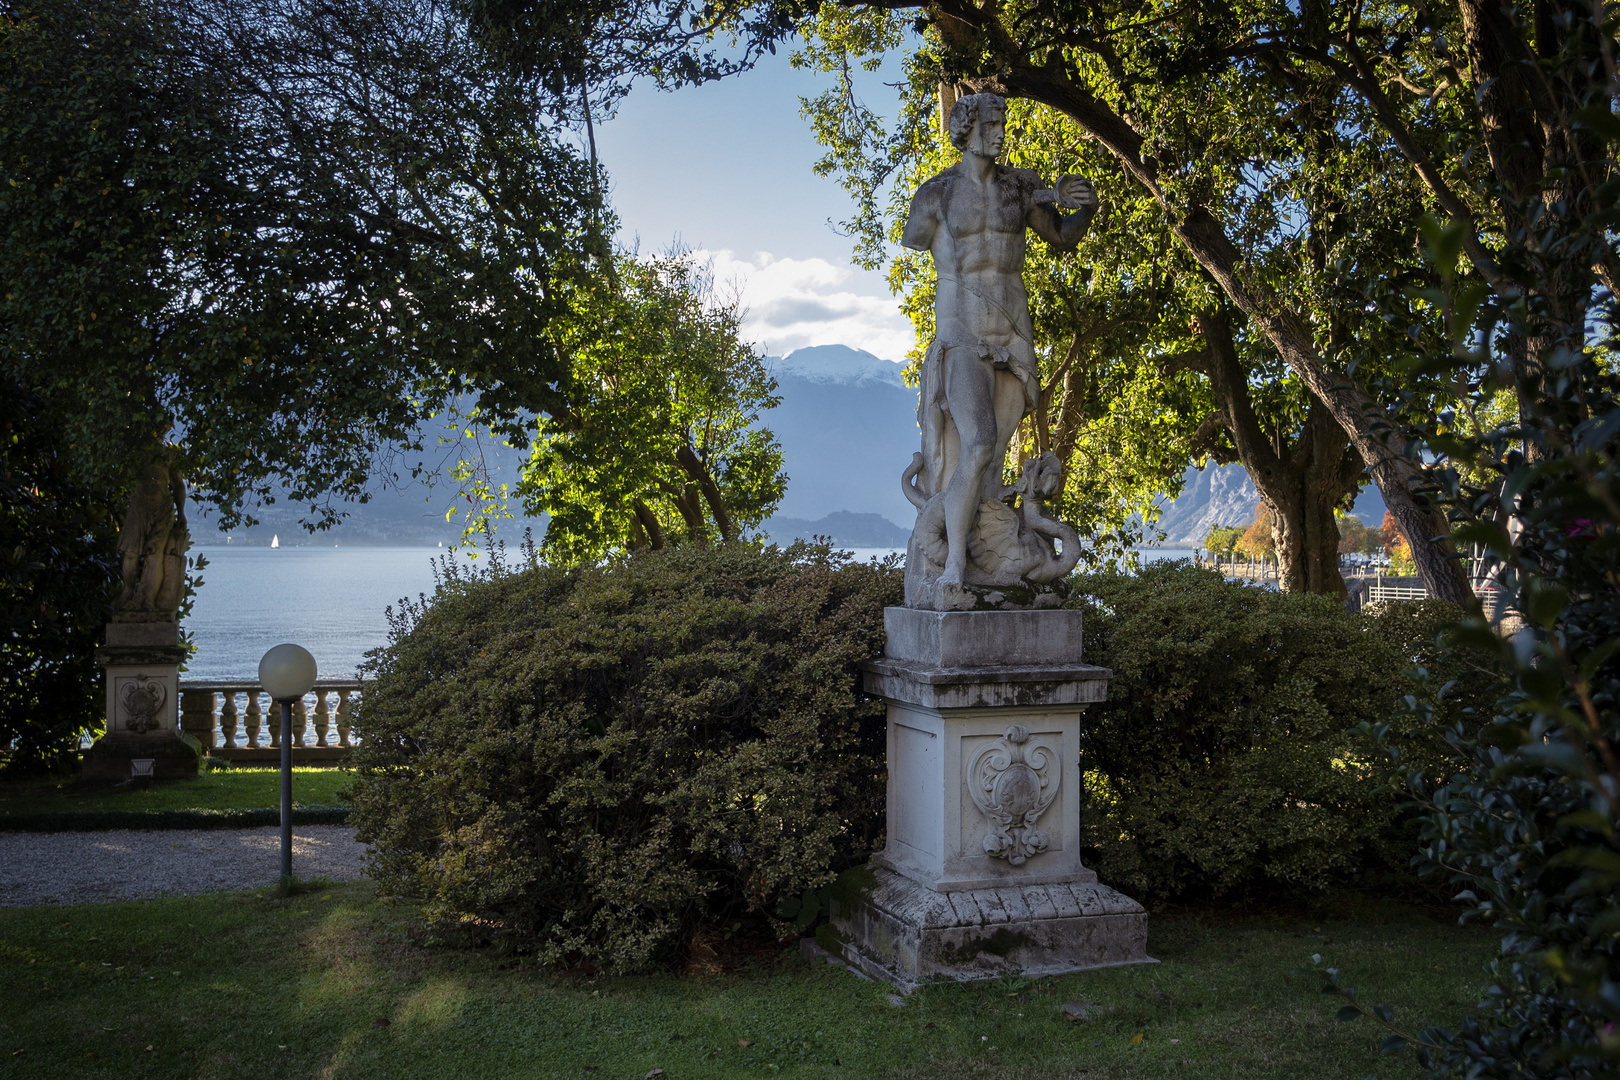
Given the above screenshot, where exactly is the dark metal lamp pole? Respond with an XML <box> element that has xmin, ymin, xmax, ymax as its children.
<box><xmin>279</xmin><ymin>697</ymin><xmax>294</xmax><ymax>877</ymax></box>
<box><xmin>259</xmin><ymin>644</ymin><xmax>317</xmax><ymax>884</ymax></box>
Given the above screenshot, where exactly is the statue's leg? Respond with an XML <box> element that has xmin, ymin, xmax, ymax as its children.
<box><xmin>940</xmin><ymin>345</ymin><xmax>998</xmax><ymax>585</ymax></box>
<box><xmin>135</xmin><ymin>526</ymin><xmax>171</xmax><ymax>611</ymax></box>
<box><xmin>116</xmin><ymin>548</ymin><xmax>142</xmax><ymax>607</ymax></box>
<box><xmin>982</xmin><ymin>366</ymin><xmax>1030</xmax><ymax>502</ymax></box>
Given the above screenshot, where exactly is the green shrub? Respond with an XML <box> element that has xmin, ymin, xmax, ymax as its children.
<box><xmin>347</xmin><ymin>542</ymin><xmax>900</xmax><ymax>972</ymax></box>
<box><xmin>1069</xmin><ymin>562</ymin><xmax>1484</xmax><ymax>900</ymax></box>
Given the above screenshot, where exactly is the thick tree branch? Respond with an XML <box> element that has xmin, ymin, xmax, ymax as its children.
<box><xmin>675</xmin><ymin>443</ymin><xmax>736</xmax><ymax>541</ymax></box>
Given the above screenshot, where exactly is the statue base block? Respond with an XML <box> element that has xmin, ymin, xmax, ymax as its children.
<box><xmin>823</xmin><ymin>865</ymin><xmax>1152</xmax><ymax>991</ymax></box>
<box><xmin>82</xmin><ymin>735</ymin><xmax>198</xmax><ymax>781</ymax></box>
<box><xmin>88</xmin><ymin>617</ymin><xmax>195</xmax><ymax>779</ymax></box>
<box><xmin>841</xmin><ymin>606</ymin><xmax>1152</xmax><ymax>989</ymax></box>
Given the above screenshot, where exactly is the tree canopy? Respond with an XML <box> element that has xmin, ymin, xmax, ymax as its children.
<box><xmin>758</xmin><ymin>0</ymin><xmax>1617</xmax><ymax>601</ymax></box>
<box><xmin>0</xmin><ymin>0</ymin><xmax>607</xmax><ymax>532</ymax></box>
<box><xmin>522</xmin><ymin>250</ymin><xmax>787</xmax><ymax>563</ymax></box>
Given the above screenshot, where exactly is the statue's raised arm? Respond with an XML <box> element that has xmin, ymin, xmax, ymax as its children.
<box><xmin>897</xmin><ymin>92</ymin><xmax>1098</xmax><ymax>611</ymax></box>
<box><xmin>1028</xmin><ymin>173</ymin><xmax>1099</xmax><ymax>251</ymax></box>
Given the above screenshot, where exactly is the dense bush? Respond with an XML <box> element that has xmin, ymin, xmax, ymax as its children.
<box><xmin>347</xmin><ymin>542</ymin><xmax>900</xmax><ymax>971</ymax></box>
<box><xmin>1340</xmin><ymin>355</ymin><xmax>1620</xmax><ymax>1079</ymax></box>
<box><xmin>0</xmin><ymin>381</ymin><xmax>121</xmax><ymax>773</ymax></box>
<box><xmin>1069</xmin><ymin>561</ymin><xmax>1488</xmax><ymax>900</ymax></box>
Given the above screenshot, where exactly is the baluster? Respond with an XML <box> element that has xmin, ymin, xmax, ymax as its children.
<box><xmin>218</xmin><ymin>692</ymin><xmax>238</xmax><ymax>750</ymax></box>
<box><xmin>294</xmin><ymin>697</ymin><xmax>310</xmax><ymax>747</ymax></box>
<box><xmin>314</xmin><ymin>691</ymin><xmax>332</xmax><ymax>747</ymax></box>
<box><xmin>180</xmin><ymin>690</ymin><xmax>214</xmax><ymax>750</ymax></box>
<box><xmin>336</xmin><ymin>690</ymin><xmax>353</xmax><ymax>748</ymax></box>
<box><xmin>248</xmin><ymin>692</ymin><xmax>266</xmax><ymax>749</ymax></box>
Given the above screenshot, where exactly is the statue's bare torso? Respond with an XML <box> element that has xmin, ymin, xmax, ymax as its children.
<box><xmin>904</xmin><ymin>165</ymin><xmax>1047</xmax><ymax>351</ymax></box>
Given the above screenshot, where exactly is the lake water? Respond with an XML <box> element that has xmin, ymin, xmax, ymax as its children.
<box><xmin>183</xmin><ymin>544</ymin><xmax>1199</xmax><ymax>680</ymax></box>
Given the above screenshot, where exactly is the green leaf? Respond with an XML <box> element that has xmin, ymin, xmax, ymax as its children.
<box><xmin>1418</xmin><ymin>214</ymin><xmax>1466</xmax><ymax>276</ymax></box>
<box><xmin>1572</xmin><ymin>104</ymin><xmax>1620</xmax><ymax>141</ymax></box>
<box><xmin>1524</xmin><ymin>583</ymin><xmax>1569</xmax><ymax>629</ymax></box>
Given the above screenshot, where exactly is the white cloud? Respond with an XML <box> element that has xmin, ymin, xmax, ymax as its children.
<box><xmin>694</xmin><ymin>249</ymin><xmax>916</xmax><ymax>362</ymax></box>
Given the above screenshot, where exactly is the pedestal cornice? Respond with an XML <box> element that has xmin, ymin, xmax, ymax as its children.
<box><xmin>861</xmin><ymin>657</ymin><xmax>1111</xmax><ymax>711</ymax></box>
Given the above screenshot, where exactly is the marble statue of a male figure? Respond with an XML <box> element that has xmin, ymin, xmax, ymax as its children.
<box><xmin>900</xmin><ymin>92</ymin><xmax>1097</xmax><ymax>609</ymax></box>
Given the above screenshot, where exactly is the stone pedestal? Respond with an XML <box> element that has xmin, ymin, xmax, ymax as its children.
<box><xmin>825</xmin><ymin>607</ymin><xmax>1152</xmax><ymax>989</ymax></box>
<box><xmin>83</xmin><ymin>616</ymin><xmax>196</xmax><ymax>780</ymax></box>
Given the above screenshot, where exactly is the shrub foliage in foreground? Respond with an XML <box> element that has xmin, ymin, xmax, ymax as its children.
<box><xmin>347</xmin><ymin>542</ymin><xmax>899</xmax><ymax>971</ymax></box>
<box><xmin>1070</xmin><ymin>562</ymin><xmax>1486</xmax><ymax>900</ymax></box>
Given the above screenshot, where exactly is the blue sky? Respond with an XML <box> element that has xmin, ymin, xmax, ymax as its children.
<box><xmin>593</xmin><ymin>49</ymin><xmax>915</xmax><ymax>361</ymax></box>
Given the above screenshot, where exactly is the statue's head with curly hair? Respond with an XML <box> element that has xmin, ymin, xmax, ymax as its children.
<box><xmin>948</xmin><ymin>92</ymin><xmax>1007</xmax><ymax>152</ymax></box>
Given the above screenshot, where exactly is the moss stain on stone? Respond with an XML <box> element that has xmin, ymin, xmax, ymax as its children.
<box><xmin>939</xmin><ymin>926</ymin><xmax>1036</xmax><ymax>963</ymax></box>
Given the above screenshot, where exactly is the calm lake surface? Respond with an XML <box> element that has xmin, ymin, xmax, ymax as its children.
<box><xmin>184</xmin><ymin>544</ymin><xmax>1198</xmax><ymax>681</ymax></box>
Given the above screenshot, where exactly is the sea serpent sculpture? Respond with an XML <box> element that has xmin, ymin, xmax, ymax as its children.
<box><xmin>902</xmin><ymin>449</ymin><xmax>1082</xmax><ymax>591</ymax></box>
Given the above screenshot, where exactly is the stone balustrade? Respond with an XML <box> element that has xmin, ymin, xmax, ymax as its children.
<box><xmin>179</xmin><ymin>680</ymin><xmax>363</xmax><ymax>763</ymax></box>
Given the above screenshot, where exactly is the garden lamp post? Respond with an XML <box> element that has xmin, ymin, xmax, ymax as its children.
<box><xmin>258</xmin><ymin>643</ymin><xmax>317</xmax><ymax>879</ymax></box>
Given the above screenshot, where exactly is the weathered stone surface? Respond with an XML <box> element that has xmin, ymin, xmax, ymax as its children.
<box><xmin>899</xmin><ymin>93</ymin><xmax>1099</xmax><ymax>610</ymax></box>
<box><xmin>862</xmin><ymin>658</ymin><xmax>1110</xmax><ymax>711</ymax></box>
<box><xmin>103</xmin><ymin>618</ymin><xmax>180</xmax><ymax>648</ymax></box>
<box><xmin>81</xmin><ymin>735</ymin><xmax>197</xmax><ymax>780</ymax></box>
<box><xmin>875</xmin><ymin>696</ymin><xmax>1094</xmax><ymax>893</ymax></box>
<box><xmin>883</xmin><ymin>607</ymin><xmax>1084</xmax><ymax>668</ymax></box>
<box><xmin>827</xmin><ymin>865</ymin><xmax>1153</xmax><ymax>991</ymax></box>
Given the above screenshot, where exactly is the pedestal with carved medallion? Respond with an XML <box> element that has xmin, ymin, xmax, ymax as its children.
<box><xmin>82</xmin><ymin>615</ymin><xmax>196</xmax><ymax>779</ymax></box>
<box><xmin>823</xmin><ymin>607</ymin><xmax>1153</xmax><ymax>990</ymax></box>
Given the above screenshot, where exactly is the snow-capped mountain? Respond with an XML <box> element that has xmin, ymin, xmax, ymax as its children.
<box><xmin>762</xmin><ymin>345</ymin><xmax>919</xmax><ymax>529</ymax></box>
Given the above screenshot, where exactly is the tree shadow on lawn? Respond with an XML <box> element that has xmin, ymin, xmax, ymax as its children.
<box><xmin>0</xmin><ymin>766</ymin><xmax>351</xmax><ymax>816</ymax></box>
<box><xmin>0</xmin><ymin>880</ymin><xmax>1494</xmax><ymax>1080</ymax></box>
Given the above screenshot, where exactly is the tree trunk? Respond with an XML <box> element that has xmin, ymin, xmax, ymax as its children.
<box><xmin>1264</xmin><ymin>408</ymin><xmax>1363</xmax><ymax>599</ymax></box>
<box><xmin>1198</xmin><ymin>309</ymin><xmax>1363</xmax><ymax>599</ymax></box>
<box><xmin>631</xmin><ymin>498</ymin><xmax>665</xmax><ymax>550</ymax></box>
<box><xmin>672</xmin><ymin>484</ymin><xmax>708</xmax><ymax>546</ymax></box>
<box><xmin>675</xmin><ymin>444</ymin><xmax>736</xmax><ymax>541</ymax></box>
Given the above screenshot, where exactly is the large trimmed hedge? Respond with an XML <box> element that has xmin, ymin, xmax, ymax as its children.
<box><xmin>347</xmin><ymin>543</ymin><xmax>900</xmax><ymax>971</ymax></box>
<box><xmin>1069</xmin><ymin>561</ymin><xmax>1485</xmax><ymax>900</ymax></box>
<box><xmin>351</xmin><ymin>547</ymin><xmax>1483</xmax><ymax>970</ymax></box>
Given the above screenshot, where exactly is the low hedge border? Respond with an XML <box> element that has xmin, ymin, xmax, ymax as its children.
<box><xmin>0</xmin><ymin>804</ymin><xmax>351</xmax><ymax>832</ymax></box>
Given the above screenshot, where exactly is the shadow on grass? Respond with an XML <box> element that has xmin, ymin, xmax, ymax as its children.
<box><xmin>0</xmin><ymin>880</ymin><xmax>1494</xmax><ymax>1080</ymax></box>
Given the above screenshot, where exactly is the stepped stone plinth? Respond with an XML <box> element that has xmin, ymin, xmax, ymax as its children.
<box><xmin>83</xmin><ymin>615</ymin><xmax>196</xmax><ymax>780</ymax></box>
<box><xmin>825</xmin><ymin>608</ymin><xmax>1152</xmax><ymax>990</ymax></box>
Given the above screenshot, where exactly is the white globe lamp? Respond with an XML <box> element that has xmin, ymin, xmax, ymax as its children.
<box><xmin>259</xmin><ymin>643</ymin><xmax>317</xmax><ymax>702</ymax></box>
<box><xmin>259</xmin><ymin>643</ymin><xmax>317</xmax><ymax>880</ymax></box>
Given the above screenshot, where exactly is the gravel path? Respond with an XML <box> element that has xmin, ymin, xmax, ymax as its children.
<box><xmin>0</xmin><ymin>826</ymin><xmax>368</xmax><ymax>906</ymax></box>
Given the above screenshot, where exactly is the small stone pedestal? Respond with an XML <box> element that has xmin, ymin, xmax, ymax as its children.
<box><xmin>83</xmin><ymin>616</ymin><xmax>196</xmax><ymax>780</ymax></box>
<box><xmin>825</xmin><ymin>607</ymin><xmax>1152</xmax><ymax>990</ymax></box>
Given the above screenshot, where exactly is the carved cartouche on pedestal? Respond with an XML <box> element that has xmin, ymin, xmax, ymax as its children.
<box><xmin>898</xmin><ymin>92</ymin><xmax>1098</xmax><ymax>612</ymax></box>
<box><xmin>968</xmin><ymin>724</ymin><xmax>1060</xmax><ymax>866</ymax></box>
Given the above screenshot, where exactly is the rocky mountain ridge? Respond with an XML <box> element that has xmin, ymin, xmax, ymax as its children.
<box><xmin>197</xmin><ymin>343</ymin><xmax>1382</xmax><ymax>549</ymax></box>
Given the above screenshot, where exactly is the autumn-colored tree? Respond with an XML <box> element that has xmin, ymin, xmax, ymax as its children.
<box><xmin>1235</xmin><ymin>505</ymin><xmax>1278</xmax><ymax>560</ymax></box>
<box><xmin>1376</xmin><ymin>511</ymin><xmax>1416</xmax><ymax>575</ymax></box>
<box><xmin>1335</xmin><ymin>511</ymin><xmax>1379</xmax><ymax>556</ymax></box>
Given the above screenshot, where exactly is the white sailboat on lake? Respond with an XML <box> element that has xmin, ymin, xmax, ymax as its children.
<box><xmin>271</xmin><ymin>534</ymin><xmax>279</xmax><ymax>548</ymax></box>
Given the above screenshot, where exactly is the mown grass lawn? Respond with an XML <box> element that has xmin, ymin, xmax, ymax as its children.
<box><xmin>0</xmin><ymin>880</ymin><xmax>1496</xmax><ymax>1079</ymax></box>
<box><xmin>0</xmin><ymin>768</ymin><xmax>350</xmax><ymax>817</ymax></box>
